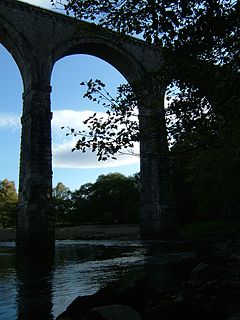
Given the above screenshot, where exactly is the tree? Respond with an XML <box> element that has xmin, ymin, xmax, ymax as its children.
<box><xmin>91</xmin><ymin>173</ymin><xmax>140</xmax><ymax>223</ymax></box>
<box><xmin>71</xmin><ymin>183</ymin><xmax>95</xmax><ymax>224</ymax></box>
<box><xmin>53</xmin><ymin>0</ymin><xmax>239</xmax><ymax>221</ymax></box>
<box><xmin>0</xmin><ymin>179</ymin><xmax>18</xmax><ymax>228</ymax></box>
<box><xmin>58</xmin><ymin>0</ymin><xmax>239</xmax><ymax>161</ymax></box>
<box><xmin>70</xmin><ymin>173</ymin><xmax>140</xmax><ymax>224</ymax></box>
<box><xmin>52</xmin><ymin>0</ymin><xmax>239</xmax><ymax>71</ymax></box>
<box><xmin>67</xmin><ymin>80</ymin><xmax>139</xmax><ymax>161</ymax></box>
<box><xmin>53</xmin><ymin>182</ymin><xmax>71</xmax><ymax>200</ymax></box>
<box><xmin>53</xmin><ymin>182</ymin><xmax>72</xmax><ymax>226</ymax></box>
<box><xmin>53</xmin><ymin>1</ymin><xmax>238</xmax><ymax>53</ymax></box>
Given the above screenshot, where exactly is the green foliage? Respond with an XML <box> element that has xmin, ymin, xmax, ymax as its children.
<box><xmin>90</xmin><ymin>173</ymin><xmax>140</xmax><ymax>223</ymax></box>
<box><xmin>52</xmin><ymin>0</ymin><xmax>238</xmax><ymax>65</ymax></box>
<box><xmin>0</xmin><ymin>179</ymin><xmax>18</xmax><ymax>228</ymax></box>
<box><xmin>53</xmin><ymin>182</ymin><xmax>72</xmax><ymax>225</ymax></box>
<box><xmin>70</xmin><ymin>183</ymin><xmax>96</xmax><ymax>224</ymax></box>
<box><xmin>64</xmin><ymin>80</ymin><xmax>139</xmax><ymax>161</ymax></box>
<box><xmin>169</xmin><ymin>75</ymin><xmax>240</xmax><ymax>220</ymax></box>
<box><xmin>53</xmin><ymin>173</ymin><xmax>140</xmax><ymax>226</ymax></box>
<box><xmin>53</xmin><ymin>182</ymin><xmax>71</xmax><ymax>200</ymax></box>
<box><xmin>64</xmin><ymin>76</ymin><xmax>240</xmax><ymax>222</ymax></box>
<box><xmin>53</xmin><ymin>0</ymin><xmax>239</xmax><ymax>223</ymax></box>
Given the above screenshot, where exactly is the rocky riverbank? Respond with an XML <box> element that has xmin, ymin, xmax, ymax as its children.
<box><xmin>54</xmin><ymin>220</ymin><xmax>240</xmax><ymax>320</ymax></box>
<box><xmin>56</xmin><ymin>237</ymin><xmax>240</xmax><ymax>320</ymax></box>
<box><xmin>1</xmin><ymin>221</ymin><xmax>240</xmax><ymax>320</ymax></box>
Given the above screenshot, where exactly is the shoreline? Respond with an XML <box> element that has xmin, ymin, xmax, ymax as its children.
<box><xmin>0</xmin><ymin>224</ymin><xmax>140</xmax><ymax>242</ymax></box>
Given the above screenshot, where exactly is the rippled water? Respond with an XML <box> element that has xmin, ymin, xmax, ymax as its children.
<box><xmin>0</xmin><ymin>240</ymin><xmax>192</xmax><ymax>320</ymax></box>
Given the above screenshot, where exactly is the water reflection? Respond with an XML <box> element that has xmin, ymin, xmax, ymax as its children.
<box><xmin>144</xmin><ymin>240</ymin><xmax>195</xmax><ymax>292</ymax></box>
<box><xmin>0</xmin><ymin>243</ymin><xmax>17</xmax><ymax>320</ymax></box>
<box><xmin>0</xmin><ymin>240</ymin><xmax>194</xmax><ymax>320</ymax></box>
<box><xmin>16</xmin><ymin>248</ymin><xmax>55</xmax><ymax>320</ymax></box>
<box><xmin>144</xmin><ymin>241</ymin><xmax>177</xmax><ymax>291</ymax></box>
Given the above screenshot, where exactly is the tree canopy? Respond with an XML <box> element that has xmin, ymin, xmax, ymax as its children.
<box><xmin>52</xmin><ymin>0</ymin><xmax>240</xmax><ymax>221</ymax></box>
<box><xmin>53</xmin><ymin>0</ymin><xmax>239</xmax><ymax>68</ymax></box>
<box><xmin>0</xmin><ymin>179</ymin><xmax>18</xmax><ymax>228</ymax></box>
<box><xmin>53</xmin><ymin>173</ymin><xmax>140</xmax><ymax>226</ymax></box>
<box><xmin>56</xmin><ymin>0</ymin><xmax>239</xmax><ymax>158</ymax></box>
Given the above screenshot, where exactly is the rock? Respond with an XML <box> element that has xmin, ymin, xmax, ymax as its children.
<box><xmin>56</xmin><ymin>294</ymin><xmax>115</xmax><ymax>320</ymax></box>
<box><xmin>56</xmin><ymin>236</ymin><xmax>240</xmax><ymax>320</ymax></box>
<box><xmin>56</xmin><ymin>267</ymin><xmax>156</xmax><ymax>319</ymax></box>
<box><xmin>82</xmin><ymin>305</ymin><xmax>142</xmax><ymax>320</ymax></box>
<box><xmin>144</xmin><ymin>298</ymin><xmax>189</xmax><ymax>320</ymax></box>
<box><xmin>174</xmin><ymin>254</ymin><xmax>199</xmax><ymax>286</ymax></box>
<box><xmin>190</xmin><ymin>263</ymin><xmax>211</xmax><ymax>283</ymax></box>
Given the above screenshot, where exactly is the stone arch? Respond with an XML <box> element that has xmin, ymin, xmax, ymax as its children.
<box><xmin>48</xmin><ymin>36</ymin><xmax>146</xmax><ymax>87</ymax></box>
<box><xmin>0</xmin><ymin>15</ymin><xmax>37</xmax><ymax>90</ymax></box>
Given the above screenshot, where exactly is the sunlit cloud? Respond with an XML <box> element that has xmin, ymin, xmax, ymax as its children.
<box><xmin>52</xmin><ymin>109</ymin><xmax>139</xmax><ymax>168</ymax></box>
<box><xmin>18</xmin><ymin>0</ymin><xmax>53</xmax><ymax>9</ymax></box>
<box><xmin>53</xmin><ymin>140</ymin><xmax>139</xmax><ymax>169</ymax></box>
<box><xmin>52</xmin><ymin>109</ymin><xmax>106</xmax><ymax>143</ymax></box>
<box><xmin>18</xmin><ymin>0</ymin><xmax>69</xmax><ymax>11</ymax></box>
<box><xmin>0</xmin><ymin>113</ymin><xmax>20</xmax><ymax>131</ymax></box>
<box><xmin>0</xmin><ymin>109</ymin><xmax>139</xmax><ymax>168</ymax></box>
<box><xmin>52</xmin><ymin>109</ymin><xmax>99</xmax><ymax>132</ymax></box>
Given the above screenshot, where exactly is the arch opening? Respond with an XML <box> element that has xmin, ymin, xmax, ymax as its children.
<box><xmin>50</xmin><ymin>37</ymin><xmax>145</xmax><ymax>87</ymax></box>
<box><xmin>50</xmin><ymin>53</ymin><xmax>140</xmax><ymax>226</ymax></box>
<box><xmin>0</xmin><ymin>17</ymin><xmax>31</xmax><ymax>90</ymax></box>
<box><xmin>51</xmin><ymin>54</ymin><xmax>140</xmax><ymax>188</ymax></box>
<box><xmin>0</xmin><ymin>44</ymin><xmax>23</xmax><ymax>228</ymax></box>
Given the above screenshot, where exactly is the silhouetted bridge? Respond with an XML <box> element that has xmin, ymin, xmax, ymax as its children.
<box><xmin>0</xmin><ymin>0</ymin><xmax>176</xmax><ymax>246</ymax></box>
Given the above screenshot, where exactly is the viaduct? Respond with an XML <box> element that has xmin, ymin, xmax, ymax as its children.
<box><xmin>0</xmin><ymin>0</ymin><xmax>176</xmax><ymax>246</ymax></box>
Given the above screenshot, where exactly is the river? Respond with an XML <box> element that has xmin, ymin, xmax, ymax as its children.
<box><xmin>0</xmin><ymin>240</ymin><xmax>193</xmax><ymax>320</ymax></box>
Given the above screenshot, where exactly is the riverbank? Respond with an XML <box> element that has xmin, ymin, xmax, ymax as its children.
<box><xmin>56</xmin><ymin>221</ymin><xmax>240</xmax><ymax>320</ymax></box>
<box><xmin>0</xmin><ymin>224</ymin><xmax>140</xmax><ymax>242</ymax></box>
<box><xmin>1</xmin><ymin>220</ymin><xmax>240</xmax><ymax>243</ymax></box>
<box><xmin>1</xmin><ymin>221</ymin><xmax>240</xmax><ymax>319</ymax></box>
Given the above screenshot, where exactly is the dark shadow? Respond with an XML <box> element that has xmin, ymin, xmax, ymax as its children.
<box><xmin>144</xmin><ymin>240</ymin><xmax>195</xmax><ymax>292</ymax></box>
<box><xmin>144</xmin><ymin>241</ymin><xmax>177</xmax><ymax>291</ymax></box>
<box><xmin>15</xmin><ymin>247</ymin><xmax>55</xmax><ymax>320</ymax></box>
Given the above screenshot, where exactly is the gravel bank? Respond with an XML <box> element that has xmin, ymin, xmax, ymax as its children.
<box><xmin>0</xmin><ymin>224</ymin><xmax>140</xmax><ymax>242</ymax></box>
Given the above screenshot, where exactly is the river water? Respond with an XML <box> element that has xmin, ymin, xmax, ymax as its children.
<box><xmin>0</xmin><ymin>240</ymin><xmax>193</xmax><ymax>320</ymax></box>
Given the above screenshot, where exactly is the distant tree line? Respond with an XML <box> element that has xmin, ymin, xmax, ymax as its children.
<box><xmin>0</xmin><ymin>173</ymin><xmax>140</xmax><ymax>229</ymax></box>
<box><xmin>53</xmin><ymin>172</ymin><xmax>140</xmax><ymax>226</ymax></box>
<box><xmin>0</xmin><ymin>179</ymin><xmax>18</xmax><ymax>228</ymax></box>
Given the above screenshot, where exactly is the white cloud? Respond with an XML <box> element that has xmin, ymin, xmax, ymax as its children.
<box><xmin>19</xmin><ymin>0</ymin><xmax>69</xmax><ymax>10</ymax></box>
<box><xmin>0</xmin><ymin>109</ymin><xmax>139</xmax><ymax>168</ymax></box>
<box><xmin>52</xmin><ymin>109</ymin><xmax>139</xmax><ymax>169</ymax></box>
<box><xmin>0</xmin><ymin>113</ymin><xmax>20</xmax><ymax>131</ymax></box>
<box><xmin>52</xmin><ymin>140</ymin><xmax>139</xmax><ymax>169</ymax></box>
<box><xmin>52</xmin><ymin>109</ymin><xmax>98</xmax><ymax>132</ymax></box>
<box><xmin>51</xmin><ymin>109</ymin><xmax>107</xmax><ymax>144</ymax></box>
<box><xmin>19</xmin><ymin>0</ymin><xmax>53</xmax><ymax>9</ymax></box>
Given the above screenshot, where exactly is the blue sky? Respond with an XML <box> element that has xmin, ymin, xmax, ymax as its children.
<box><xmin>0</xmin><ymin>0</ymin><xmax>140</xmax><ymax>191</ymax></box>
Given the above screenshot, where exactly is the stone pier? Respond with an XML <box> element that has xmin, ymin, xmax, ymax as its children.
<box><xmin>16</xmin><ymin>87</ymin><xmax>54</xmax><ymax>247</ymax></box>
<box><xmin>137</xmin><ymin>77</ymin><xmax>177</xmax><ymax>238</ymax></box>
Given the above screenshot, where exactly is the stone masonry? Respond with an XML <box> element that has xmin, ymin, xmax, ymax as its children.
<box><xmin>0</xmin><ymin>0</ymin><xmax>177</xmax><ymax>246</ymax></box>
